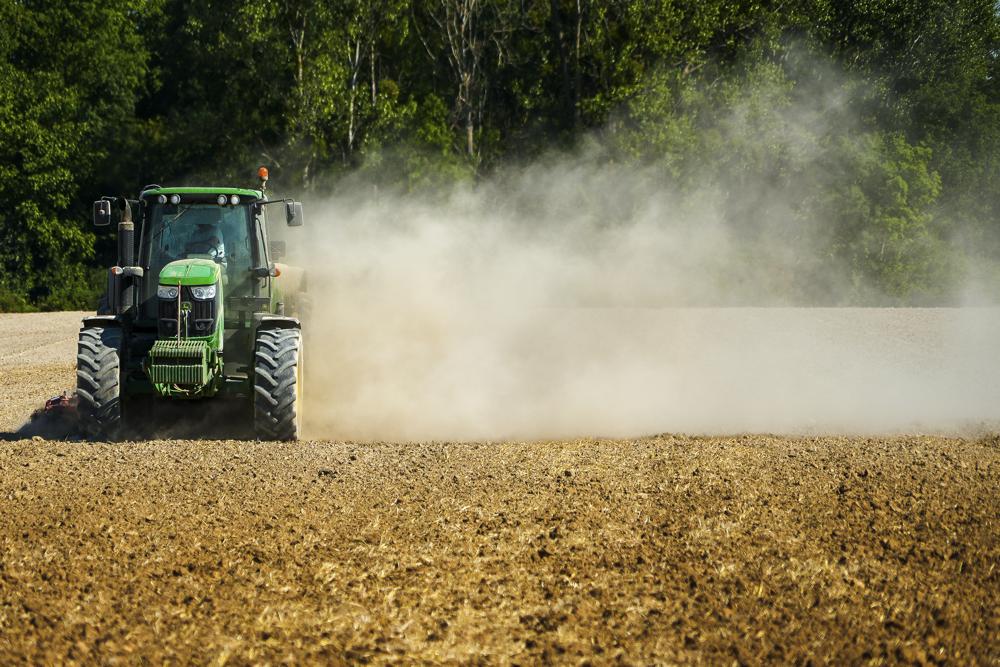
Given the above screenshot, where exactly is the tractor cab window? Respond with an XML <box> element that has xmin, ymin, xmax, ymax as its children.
<box><xmin>146</xmin><ymin>202</ymin><xmax>254</xmax><ymax>298</ymax></box>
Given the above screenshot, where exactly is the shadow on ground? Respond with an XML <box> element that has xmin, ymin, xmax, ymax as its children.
<box><xmin>6</xmin><ymin>397</ymin><xmax>255</xmax><ymax>441</ymax></box>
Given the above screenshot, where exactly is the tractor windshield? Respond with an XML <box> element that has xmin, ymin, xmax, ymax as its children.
<box><xmin>143</xmin><ymin>202</ymin><xmax>256</xmax><ymax>302</ymax></box>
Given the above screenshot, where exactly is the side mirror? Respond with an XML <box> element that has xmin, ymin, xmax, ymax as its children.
<box><xmin>93</xmin><ymin>200</ymin><xmax>112</xmax><ymax>227</ymax></box>
<box><xmin>286</xmin><ymin>201</ymin><xmax>304</xmax><ymax>227</ymax></box>
<box><xmin>252</xmin><ymin>263</ymin><xmax>279</xmax><ymax>278</ymax></box>
<box><xmin>269</xmin><ymin>240</ymin><xmax>286</xmax><ymax>261</ymax></box>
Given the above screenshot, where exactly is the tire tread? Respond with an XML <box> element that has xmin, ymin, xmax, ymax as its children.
<box><xmin>253</xmin><ymin>328</ymin><xmax>301</xmax><ymax>440</ymax></box>
<box><xmin>75</xmin><ymin>326</ymin><xmax>123</xmax><ymax>440</ymax></box>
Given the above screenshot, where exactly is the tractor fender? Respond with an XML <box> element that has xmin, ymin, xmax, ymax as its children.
<box><xmin>82</xmin><ymin>315</ymin><xmax>123</xmax><ymax>330</ymax></box>
<box><xmin>255</xmin><ymin>315</ymin><xmax>301</xmax><ymax>331</ymax></box>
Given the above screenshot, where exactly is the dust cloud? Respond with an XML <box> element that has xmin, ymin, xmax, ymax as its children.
<box><xmin>279</xmin><ymin>148</ymin><xmax>1000</xmax><ymax>441</ymax></box>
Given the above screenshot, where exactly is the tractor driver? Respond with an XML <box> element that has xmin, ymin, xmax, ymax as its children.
<box><xmin>185</xmin><ymin>222</ymin><xmax>227</xmax><ymax>267</ymax></box>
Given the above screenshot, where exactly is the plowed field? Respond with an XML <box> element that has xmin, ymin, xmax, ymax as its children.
<box><xmin>0</xmin><ymin>312</ymin><xmax>997</xmax><ymax>664</ymax></box>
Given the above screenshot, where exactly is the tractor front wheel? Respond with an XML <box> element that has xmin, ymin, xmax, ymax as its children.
<box><xmin>253</xmin><ymin>328</ymin><xmax>302</xmax><ymax>440</ymax></box>
<box><xmin>76</xmin><ymin>326</ymin><xmax>123</xmax><ymax>440</ymax></box>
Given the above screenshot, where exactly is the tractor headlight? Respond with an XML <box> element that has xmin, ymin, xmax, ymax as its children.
<box><xmin>169</xmin><ymin>194</ymin><xmax>181</xmax><ymax>205</ymax></box>
<box><xmin>190</xmin><ymin>284</ymin><xmax>217</xmax><ymax>300</ymax></box>
<box><xmin>157</xmin><ymin>285</ymin><xmax>179</xmax><ymax>300</ymax></box>
<box><xmin>229</xmin><ymin>194</ymin><xmax>240</xmax><ymax>205</ymax></box>
<box><xmin>157</xmin><ymin>194</ymin><xmax>167</xmax><ymax>204</ymax></box>
<box><xmin>217</xmin><ymin>194</ymin><xmax>227</xmax><ymax>205</ymax></box>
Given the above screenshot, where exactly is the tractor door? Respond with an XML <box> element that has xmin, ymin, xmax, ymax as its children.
<box><xmin>218</xmin><ymin>206</ymin><xmax>254</xmax><ymax>302</ymax></box>
<box><xmin>220</xmin><ymin>203</ymin><xmax>269</xmax><ymax>380</ymax></box>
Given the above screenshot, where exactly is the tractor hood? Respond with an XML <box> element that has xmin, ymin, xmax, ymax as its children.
<box><xmin>159</xmin><ymin>259</ymin><xmax>221</xmax><ymax>286</ymax></box>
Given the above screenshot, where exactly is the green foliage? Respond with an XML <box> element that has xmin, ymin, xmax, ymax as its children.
<box><xmin>360</xmin><ymin>93</ymin><xmax>476</xmax><ymax>190</ymax></box>
<box><xmin>2</xmin><ymin>0</ymin><xmax>999</xmax><ymax>308</ymax></box>
<box><xmin>0</xmin><ymin>0</ymin><xmax>150</xmax><ymax>311</ymax></box>
<box><xmin>818</xmin><ymin>133</ymin><xmax>949</xmax><ymax>303</ymax></box>
<box><xmin>0</xmin><ymin>286</ymin><xmax>36</xmax><ymax>313</ymax></box>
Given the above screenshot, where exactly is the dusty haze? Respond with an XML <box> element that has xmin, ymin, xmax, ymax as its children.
<box><xmin>277</xmin><ymin>151</ymin><xmax>1000</xmax><ymax>441</ymax></box>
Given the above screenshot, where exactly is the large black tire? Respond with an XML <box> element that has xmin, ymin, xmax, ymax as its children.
<box><xmin>253</xmin><ymin>328</ymin><xmax>302</xmax><ymax>440</ymax></box>
<box><xmin>76</xmin><ymin>326</ymin><xmax>123</xmax><ymax>440</ymax></box>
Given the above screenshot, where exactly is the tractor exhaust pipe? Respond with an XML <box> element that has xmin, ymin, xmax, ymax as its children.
<box><xmin>117</xmin><ymin>198</ymin><xmax>135</xmax><ymax>314</ymax></box>
<box><xmin>93</xmin><ymin>195</ymin><xmax>143</xmax><ymax>316</ymax></box>
<box><xmin>118</xmin><ymin>199</ymin><xmax>134</xmax><ymax>267</ymax></box>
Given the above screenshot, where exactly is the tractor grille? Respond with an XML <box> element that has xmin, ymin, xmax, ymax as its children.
<box><xmin>159</xmin><ymin>287</ymin><xmax>217</xmax><ymax>337</ymax></box>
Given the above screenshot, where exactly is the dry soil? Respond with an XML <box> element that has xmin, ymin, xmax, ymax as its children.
<box><xmin>0</xmin><ymin>312</ymin><xmax>997</xmax><ymax>664</ymax></box>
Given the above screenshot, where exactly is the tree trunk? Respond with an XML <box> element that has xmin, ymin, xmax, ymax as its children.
<box><xmin>370</xmin><ymin>40</ymin><xmax>377</xmax><ymax>104</ymax></box>
<box><xmin>347</xmin><ymin>39</ymin><xmax>361</xmax><ymax>157</ymax></box>
<box><xmin>550</xmin><ymin>0</ymin><xmax>572</xmax><ymax>129</ymax></box>
<box><xmin>575</xmin><ymin>0</ymin><xmax>583</xmax><ymax>126</ymax></box>
<box><xmin>466</xmin><ymin>111</ymin><xmax>475</xmax><ymax>157</ymax></box>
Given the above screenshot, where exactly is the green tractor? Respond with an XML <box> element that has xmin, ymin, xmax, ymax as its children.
<box><xmin>77</xmin><ymin>170</ymin><xmax>306</xmax><ymax>440</ymax></box>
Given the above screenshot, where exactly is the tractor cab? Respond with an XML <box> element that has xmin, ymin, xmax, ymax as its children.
<box><xmin>138</xmin><ymin>188</ymin><xmax>266</xmax><ymax>326</ymax></box>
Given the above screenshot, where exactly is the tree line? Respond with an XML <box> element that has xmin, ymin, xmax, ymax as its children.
<box><xmin>2</xmin><ymin>0</ymin><xmax>999</xmax><ymax>309</ymax></box>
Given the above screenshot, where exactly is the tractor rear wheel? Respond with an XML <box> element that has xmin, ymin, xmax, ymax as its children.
<box><xmin>253</xmin><ymin>328</ymin><xmax>302</xmax><ymax>440</ymax></box>
<box><xmin>76</xmin><ymin>326</ymin><xmax>123</xmax><ymax>440</ymax></box>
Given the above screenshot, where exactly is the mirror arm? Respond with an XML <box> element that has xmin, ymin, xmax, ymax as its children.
<box><xmin>251</xmin><ymin>265</ymin><xmax>277</xmax><ymax>278</ymax></box>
